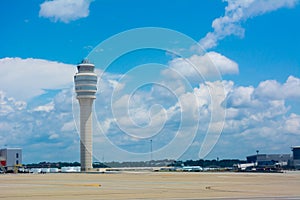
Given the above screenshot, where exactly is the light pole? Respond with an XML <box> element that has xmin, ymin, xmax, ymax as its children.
<box><xmin>150</xmin><ymin>139</ymin><xmax>153</xmax><ymax>161</ymax></box>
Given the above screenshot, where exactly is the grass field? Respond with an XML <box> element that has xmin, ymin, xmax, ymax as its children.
<box><xmin>1</xmin><ymin>171</ymin><xmax>300</xmax><ymax>200</ymax></box>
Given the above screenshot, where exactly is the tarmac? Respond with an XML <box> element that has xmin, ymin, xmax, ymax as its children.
<box><xmin>1</xmin><ymin>171</ymin><xmax>300</xmax><ymax>200</ymax></box>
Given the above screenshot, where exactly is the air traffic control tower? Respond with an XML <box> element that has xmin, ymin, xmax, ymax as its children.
<box><xmin>74</xmin><ymin>59</ymin><xmax>97</xmax><ymax>172</ymax></box>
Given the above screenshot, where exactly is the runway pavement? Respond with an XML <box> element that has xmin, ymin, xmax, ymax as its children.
<box><xmin>0</xmin><ymin>171</ymin><xmax>300</xmax><ymax>200</ymax></box>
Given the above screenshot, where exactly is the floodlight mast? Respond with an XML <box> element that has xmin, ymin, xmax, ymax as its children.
<box><xmin>74</xmin><ymin>59</ymin><xmax>97</xmax><ymax>172</ymax></box>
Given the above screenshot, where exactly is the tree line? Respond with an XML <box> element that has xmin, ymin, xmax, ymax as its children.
<box><xmin>24</xmin><ymin>159</ymin><xmax>246</xmax><ymax>168</ymax></box>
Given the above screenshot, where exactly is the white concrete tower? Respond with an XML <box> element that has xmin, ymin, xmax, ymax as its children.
<box><xmin>74</xmin><ymin>59</ymin><xmax>97</xmax><ymax>172</ymax></box>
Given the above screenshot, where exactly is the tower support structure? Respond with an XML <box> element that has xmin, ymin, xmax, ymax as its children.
<box><xmin>74</xmin><ymin>59</ymin><xmax>97</xmax><ymax>172</ymax></box>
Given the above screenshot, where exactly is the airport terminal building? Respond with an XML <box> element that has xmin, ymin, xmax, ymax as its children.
<box><xmin>292</xmin><ymin>146</ymin><xmax>300</xmax><ymax>170</ymax></box>
<box><xmin>0</xmin><ymin>148</ymin><xmax>22</xmax><ymax>171</ymax></box>
<box><xmin>244</xmin><ymin>147</ymin><xmax>300</xmax><ymax>170</ymax></box>
<box><xmin>246</xmin><ymin>154</ymin><xmax>292</xmax><ymax>166</ymax></box>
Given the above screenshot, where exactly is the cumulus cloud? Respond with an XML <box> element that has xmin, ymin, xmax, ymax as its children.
<box><xmin>48</xmin><ymin>132</ymin><xmax>59</xmax><ymax>140</ymax></box>
<box><xmin>200</xmin><ymin>0</ymin><xmax>299</xmax><ymax>50</ymax></box>
<box><xmin>0</xmin><ymin>88</ymin><xmax>78</xmax><ymax>162</ymax></box>
<box><xmin>167</xmin><ymin>51</ymin><xmax>238</xmax><ymax>84</ymax></box>
<box><xmin>0</xmin><ymin>91</ymin><xmax>27</xmax><ymax>116</ymax></box>
<box><xmin>39</xmin><ymin>0</ymin><xmax>92</xmax><ymax>23</ymax></box>
<box><xmin>207</xmin><ymin>78</ymin><xmax>298</xmax><ymax>156</ymax></box>
<box><xmin>226</xmin><ymin>85</ymin><xmax>255</xmax><ymax>108</ymax></box>
<box><xmin>33</xmin><ymin>102</ymin><xmax>55</xmax><ymax>112</ymax></box>
<box><xmin>254</xmin><ymin>76</ymin><xmax>300</xmax><ymax>100</ymax></box>
<box><xmin>0</xmin><ymin>57</ymin><xmax>76</xmax><ymax>100</ymax></box>
<box><xmin>96</xmin><ymin>75</ymin><xmax>300</xmax><ymax>160</ymax></box>
<box><xmin>0</xmin><ymin>57</ymin><xmax>78</xmax><ymax>161</ymax></box>
<box><xmin>1</xmin><ymin>55</ymin><xmax>299</xmax><ymax>161</ymax></box>
<box><xmin>224</xmin><ymin>77</ymin><xmax>300</xmax><ymax>137</ymax></box>
<box><xmin>284</xmin><ymin>113</ymin><xmax>300</xmax><ymax>135</ymax></box>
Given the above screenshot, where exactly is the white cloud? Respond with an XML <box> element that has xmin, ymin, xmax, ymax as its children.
<box><xmin>167</xmin><ymin>51</ymin><xmax>238</xmax><ymax>83</ymax></box>
<box><xmin>0</xmin><ymin>91</ymin><xmax>26</xmax><ymax>116</ymax></box>
<box><xmin>0</xmin><ymin>88</ymin><xmax>78</xmax><ymax>162</ymax></box>
<box><xmin>48</xmin><ymin>132</ymin><xmax>59</xmax><ymax>140</ymax></box>
<box><xmin>61</xmin><ymin>121</ymin><xmax>76</xmax><ymax>132</ymax></box>
<box><xmin>207</xmin><ymin>52</ymin><xmax>239</xmax><ymax>75</ymax></box>
<box><xmin>284</xmin><ymin>113</ymin><xmax>300</xmax><ymax>135</ymax></box>
<box><xmin>224</xmin><ymin>78</ymin><xmax>298</xmax><ymax>138</ymax></box>
<box><xmin>0</xmin><ymin>59</ymin><xmax>77</xmax><ymax>161</ymax></box>
<box><xmin>0</xmin><ymin>57</ymin><xmax>76</xmax><ymax>100</ymax></box>
<box><xmin>89</xmin><ymin>56</ymin><xmax>299</xmax><ymax>160</ymax></box>
<box><xmin>33</xmin><ymin>102</ymin><xmax>55</xmax><ymax>112</ymax></box>
<box><xmin>199</xmin><ymin>0</ymin><xmax>299</xmax><ymax>50</ymax></box>
<box><xmin>39</xmin><ymin>0</ymin><xmax>92</xmax><ymax>23</ymax></box>
<box><xmin>1</xmin><ymin>55</ymin><xmax>299</xmax><ymax>161</ymax></box>
<box><xmin>254</xmin><ymin>76</ymin><xmax>300</xmax><ymax>100</ymax></box>
<box><xmin>227</xmin><ymin>85</ymin><xmax>255</xmax><ymax>108</ymax></box>
<box><xmin>99</xmin><ymin>74</ymin><xmax>299</xmax><ymax>160</ymax></box>
<box><xmin>213</xmin><ymin>78</ymin><xmax>299</xmax><ymax>156</ymax></box>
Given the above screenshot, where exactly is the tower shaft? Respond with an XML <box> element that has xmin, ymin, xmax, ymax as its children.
<box><xmin>79</xmin><ymin>98</ymin><xmax>93</xmax><ymax>171</ymax></box>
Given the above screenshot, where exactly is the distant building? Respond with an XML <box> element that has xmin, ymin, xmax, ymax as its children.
<box><xmin>246</xmin><ymin>154</ymin><xmax>292</xmax><ymax>167</ymax></box>
<box><xmin>0</xmin><ymin>148</ymin><xmax>22</xmax><ymax>171</ymax></box>
<box><xmin>292</xmin><ymin>146</ymin><xmax>300</xmax><ymax>170</ymax></box>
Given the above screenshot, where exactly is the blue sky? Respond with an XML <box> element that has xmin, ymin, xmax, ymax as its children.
<box><xmin>1</xmin><ymin>0</ymin><xmax>300</xmax><ymax>163</ymax></box>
